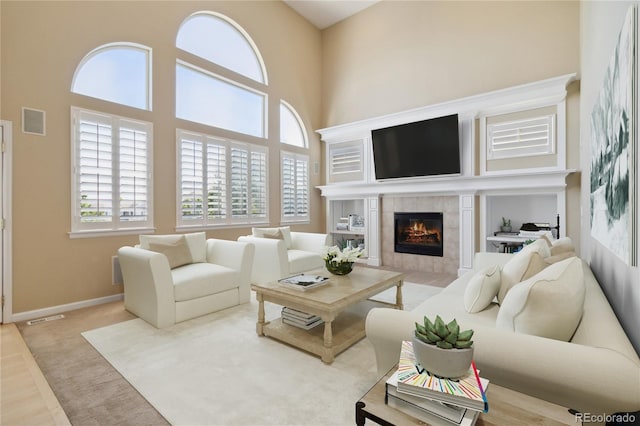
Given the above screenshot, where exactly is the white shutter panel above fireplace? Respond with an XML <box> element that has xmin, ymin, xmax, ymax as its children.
<box><xmin>328</xmin><ymin>141</ymin><xmax>363</xmax><ymax>183</ymax></box>
<box><xmin>487</xmin><ymin>115</ymin><xmax>555</xmax><ymax>160</ymax></box>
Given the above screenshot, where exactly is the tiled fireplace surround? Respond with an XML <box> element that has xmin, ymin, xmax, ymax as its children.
<box><xmin>381</xmin><ymin>195</ymin><xmax>460</xmax><ymax>276</ymax></box>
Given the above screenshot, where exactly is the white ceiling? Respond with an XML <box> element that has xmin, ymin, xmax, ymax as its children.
<box><xmin>283</xmin><ymin>0</ymin><xmax>380</xmax><ymax>29</ymax></box>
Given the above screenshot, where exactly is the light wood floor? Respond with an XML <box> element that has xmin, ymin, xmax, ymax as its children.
<box><xmin>1</xmin><ymin>323</ymin><xmax>70</xmax><ymax>426</ymax></box>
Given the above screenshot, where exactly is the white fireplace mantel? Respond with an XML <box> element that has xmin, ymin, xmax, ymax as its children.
<box><xmin>316</xmin><ymin>73</ymin><xmax>578</xmax><ymax>275</ymax></box>
<box><xmin>317</xmin><ymin>169</ymin><xmax>576</xmax><ymax>199</ymax></box>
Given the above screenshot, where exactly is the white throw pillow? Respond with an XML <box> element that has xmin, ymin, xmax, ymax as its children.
<box><xmin>496</xmin><ymin>257</ymin><xmax>585</xmax><ymax>342</ymax></box>
<box><xmin>147</xmin><ymin>235</ymin><xmax>192</xmax><ymax>269</ymax></box>
<box><xmin>497</xmin><ymin>239</ymin><xmax>551</xmax><ymax>303</ymax></box>
<box><xmin>463</xmin><ymin>265</ymin><xmax>501</xmax><ymax>313</ymax></box>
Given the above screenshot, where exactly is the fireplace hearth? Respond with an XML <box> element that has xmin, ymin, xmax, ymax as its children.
<box><xmin>394</xmin><ymin>212</ymin><xmax>444</xmax><ymax>256</ymax></box>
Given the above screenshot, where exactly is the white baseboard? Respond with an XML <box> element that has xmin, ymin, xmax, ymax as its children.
<box><xmin>10</xmin><ymin>293</ymin><xmax>124</xmax><ymax>323</ymax></box>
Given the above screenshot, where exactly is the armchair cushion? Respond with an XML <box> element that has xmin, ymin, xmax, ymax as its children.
<box><xmin>147</xmin><ymin>235</ymin><xmax>192</xmax><ymax>269</ymax></box>
<box><xmin>288</xmin><ymin>249</ymin><xmax>325</xmax><ymax>275</ymax></box>
<box><xmin>172</xmin><ymin>263</ymin><xmax>238</xmax><ymax>302</ymax></box>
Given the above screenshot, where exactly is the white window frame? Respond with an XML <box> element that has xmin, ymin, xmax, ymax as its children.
<box><xmin>281</xmin><ymin>151</ymin><xmax>309</xmax><ymax>224</ymax></box>
<box><xmin>280</xmin><ymin>100</ymin><xmax>308</xmax><ymax>148</ymax></box>
<box><xmin>176</xmin><ymin>129</ymin><xmax>269</xmax><ymax>230</ymax></box>
<box><xmin>70</xmin><ymin>107</ymin><xmax>154</xmax><ymax>238</ymax></box>
<box><xmin>71</xmin><ymin>42</ymin><xmax>152</xmax><ymax>111</ymax></box>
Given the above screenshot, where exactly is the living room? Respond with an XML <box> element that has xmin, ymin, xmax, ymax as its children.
<box><xmin>1</xmin><ymin>1</ymin><xmax>639</xmax><ymax>425</ymax></box>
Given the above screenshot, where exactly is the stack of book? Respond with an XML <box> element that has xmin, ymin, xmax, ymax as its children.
<box><xmin>385</xmin><ymin>340</ymin><xmax>489</xmax><ymax>426</ymax></box>
<box><xmin>281</xmin><ymin>307</ymin><xmax>323</xmax><ymax>330</ymax></box>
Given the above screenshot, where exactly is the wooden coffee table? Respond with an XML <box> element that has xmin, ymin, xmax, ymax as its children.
<box><xmin>356</xmin><ymin>366</ymin><xmax>576</xmax><ymax>425</ymax></box>
<box><xmin>251</xmin><ymin>267</ymin><xmax>404</xmax><ymax>364</ymax></box>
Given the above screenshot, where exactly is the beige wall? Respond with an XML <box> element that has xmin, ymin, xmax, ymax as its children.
<box><xmin>1</xmin><ymin>1</ymin><xmax>323</xmax><ymax>314</ymax></box>
<box><xmin>321</xmin><ymin>1</ymin><xmax>580</xmax><ymax>127</ymax></box>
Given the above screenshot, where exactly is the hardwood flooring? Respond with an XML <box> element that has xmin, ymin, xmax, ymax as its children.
<box><xmin>1</xmin><ymin>323</ymin><xmax>70</xmax><ymax>426</ymax></box>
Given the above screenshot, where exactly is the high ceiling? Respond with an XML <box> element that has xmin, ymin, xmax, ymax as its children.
<box><xmin>283</xmin><ymin>0</ymin><xmax>380</xmax><ymax>29</ymax></box>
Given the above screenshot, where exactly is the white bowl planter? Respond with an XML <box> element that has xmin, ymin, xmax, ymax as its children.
<box><xmin>412</xmin><ymin>336</ymin><xmax>474</xmax><ymax>379</ymax></box>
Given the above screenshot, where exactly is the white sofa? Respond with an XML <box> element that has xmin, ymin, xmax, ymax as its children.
<box><xmin>118</xmin><ymin>232</ymin><xmax>254</xmax><ymax>328</ymax></box>
<box><xmin>238</xmin><ymin>227</ymin><xmax>329</xmax><ymax>284</ymax></box>
<box><xmin>365</xmin><ymin>251</ymin><xmax>640</xmax><ymax>415</ymax></box>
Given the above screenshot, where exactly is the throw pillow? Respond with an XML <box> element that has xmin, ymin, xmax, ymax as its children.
<box><xmin>550</xmin><ymin>237</ymin><xmax>575</xmax><ymax>256</ymax></box>
<box><xmin>252</xmin><ymin>226</ymin><xmax>292</xmax><ymax>249</ymax></box>
<box><xmin>140</xmin><ymin>232</ymin><xmax>206</xmax><ymax>263</ymax></box>
<box><xmin>497</xmin><ymin>239</ymin><xmax>551</xmax><ymax>303</ymax></box>
<box><xmin>496</xmin><ymin>257</ymin><xmax>585</xmax><ymax>342</ymax></box>
<box><xmin>147</xmin><ymin>235</ymin><xmax>193</xmax><ymax>269</ymax></box>
<box><xmin>463</xmin><ymin>265</ymin><xmax>501</xmax><ymax>313</ymax></box>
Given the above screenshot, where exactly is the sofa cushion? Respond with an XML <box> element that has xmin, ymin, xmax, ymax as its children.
<box><xmin>288</xmin><ymin>249</ymin><xmax>324</xmax><ymax>274</ymax></box>
<box><xmin>463</xmin><ymin>265</ymin><xmax>501</xmax><ymax>313</ymax></box>
<box><xmin>498</xmin><ymin>239</ymin><xmax>551</xmax><ymax>303</ymax></box>
<box><xmin>147</xmin><ymin>236</ymin><xmax>192</xmax><ymax>269</ymax></box>
<box><xmin>496</xmin><ymin>257</ymin><xmax>585</xmax><ymax>341</ymax></box>
<box><xmin>139</xmin><ymin>232</ymin><xmax>206</xmax><ymax>263</ymax></box>
<box><xmin>171</xmin><ymin>263</ymin><xmax>238</xmax><ymax>302</ymax></box>
<box><xmin>252</xmin><ymin>226</ymin><xmax>292</xmax><ymax>249</ymax></box>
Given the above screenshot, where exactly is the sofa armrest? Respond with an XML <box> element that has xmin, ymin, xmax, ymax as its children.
<box><xmin>473</xmin><ymin>252</ymin><xmax>513</xmax><ymax>271</ymax></box>
<box><xmin>237</xmin><ymin>236</ymin><xmax>289</xmax><ymax>284</ymax></box>
<box><xmin>366</xmin><ymin>307</ymin><xmax>640</xmax><ymax>414</ymax></box>
<box><xmin>117</xmin><ymin>246</ymin><xmax>176</xmax><ymax>328</ymax></box>
<box><xmin>290</xmin><ymin>232</ymin><xmax>329</xmax><ymax>253</ymax></box>
<box><xmin>206</xmin><ymin>239</ymin><xmax>255</xmax><ymax>303</ymax></box>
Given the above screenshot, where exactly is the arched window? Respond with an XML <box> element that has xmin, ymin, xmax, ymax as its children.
<box><xmin>175</xmin><ymin>12</ymin><xmax>270</xmax><ymax>228</ymax></box>
<box><xmin>175</xmin><ymin>12</ymin><xmax>267</xmax><ymax>138</ymax></box>
<box><xmin>72</xmin><ymin>43</ymin><xmax>152</xmax><ymax>110</ymax></box>
<box><xmin>280</xmin><ymin>100</ymin><xmax>308</xmax><ymax>148</ymax></box>
<box><xmin>176</xmin><ymin>12</ymin><xmax>266</xmax><ymax>84</ymax></box>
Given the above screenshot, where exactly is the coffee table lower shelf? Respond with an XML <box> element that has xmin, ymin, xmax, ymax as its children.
<box><xmin>260</xmin><ymin>300</ymin><xmax>382</xmax><ymax>363</ymax></box>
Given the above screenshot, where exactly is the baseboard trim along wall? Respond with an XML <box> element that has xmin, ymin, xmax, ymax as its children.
<box><xmin>10</xmin><ymin>293</ymin><xmax>124</xmax><ymax>323</ymax></box>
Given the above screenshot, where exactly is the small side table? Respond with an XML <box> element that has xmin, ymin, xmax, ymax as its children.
<box><xmin>356</xmin><ymin>366</ymin><xmax>576</xmax><ymax>425</ymax></box>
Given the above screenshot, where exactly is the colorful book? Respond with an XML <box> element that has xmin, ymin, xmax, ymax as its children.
<box><xmin>396</xmin><ymin>340</ymin><xmax>489</xmax><ymax>413</ymax></box>
<box><xmin>386</xmin><ymin>370</ymin><xmax>467</xmax><ymax>424</ymax></box>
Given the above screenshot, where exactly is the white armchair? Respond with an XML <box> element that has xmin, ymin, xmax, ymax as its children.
<box><xmin>118</xmin><ymin>232</ymin><xmax>254</xmax><ymax>328</ymax></box>
<box><xmin>238</xmin><ymin>227</ymin><xmax>329</xmax><ymax>284</ymax></box>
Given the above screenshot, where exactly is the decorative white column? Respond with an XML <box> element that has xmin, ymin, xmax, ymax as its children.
<box><xmin>366</xmin><ymin>196</ymin><xmax>381</xmax><ymax>266</ymax></box>
<box><xmin>459</xmin><ymin>193</ymin><xmax>476</xmax><ymax>276</ymax></box>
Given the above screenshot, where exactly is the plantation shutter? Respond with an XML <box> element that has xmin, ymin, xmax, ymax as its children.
<box><xmin>72</xmin><ymin>107</ymin><xmax>153</xmax><ymax>235</ymax></box>
<box><xmin>180</xmin><ymin>134</ymin><xmax>204</xmax><ymax>221</ymax></box>
<box><xmin>281</xmin><ymin>152</ymin><xmax>309</xmax><ymax>222</ymax></box>
<box><xmin>119</xmin><ymin>121</ymin><xmax>149</xmax><ymax>222</ymax></box>
<box><xmin>231</xmin><ymin>146</ymin><xmax>249</xmax><ymax>218</ymax></box>
<box><xmin>206</xmin><ymin>141</ymin><xmax>226</xmax><ymax>220</ymax></box>
<box><xmin>250</xmin><ymin>150</ymin><xmax>268</xmax><ymax>219</ymax></box>
<box><xmin>78</xmin><ymin>113</ymin><xmax>113</xmax><ymax>223</ymax></box>
<box><xmin>328</xmin><ymin>141</ymin><xmax>363</xmax><ymax>183</ymax></box>
<box><xmin>487</xmin><ymin>115</ymin><xmax>555</xmax><ymax>160</ymax></box>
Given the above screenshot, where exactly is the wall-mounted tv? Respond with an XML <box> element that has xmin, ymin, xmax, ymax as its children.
<box><xmin>371</xmin><ymin>114</ymin><xmax>460</xmax><ymax>180</ymax></box>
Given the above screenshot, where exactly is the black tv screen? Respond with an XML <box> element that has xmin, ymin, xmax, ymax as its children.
<box><xmin>371</xmin><ymin>114</ymin><xmax>460</xmax><ymax>180</ymax></box>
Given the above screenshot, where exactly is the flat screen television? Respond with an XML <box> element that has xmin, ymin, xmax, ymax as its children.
<box><xmin>371</xmin><ymin>114</ymin><xmax>460</xmax><ymax>180</ymax></box>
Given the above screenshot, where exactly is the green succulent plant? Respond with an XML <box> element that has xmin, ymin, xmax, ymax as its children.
<box><xmin>414</xmin><ymin>315</ymin><xmax>474</xmax><ymax>350</ymax></box>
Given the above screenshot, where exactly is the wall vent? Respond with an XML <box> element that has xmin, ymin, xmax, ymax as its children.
<box><xmin>112</xmin><ymin>255</ymin><xmax>123</xmax><ymax>285</ymax></box>
<box><xmin>27</xmin><ymin>314</ymin><xmax>64</xmax><ymax>325</ymax></box>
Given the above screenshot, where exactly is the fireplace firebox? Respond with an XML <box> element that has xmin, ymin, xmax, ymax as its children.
<box><xmin>394</xmin><ymin>212</ymin><xmax>444</xmax><ymax>256</ymax></box>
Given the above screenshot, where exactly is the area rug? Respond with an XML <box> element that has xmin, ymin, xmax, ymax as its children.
<box><xmin>82</xmin><ymin>283</ymin><xmax>441</xmax><ymax>426</ymax></box>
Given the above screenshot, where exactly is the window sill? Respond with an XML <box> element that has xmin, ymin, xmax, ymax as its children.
<box><xmin>68</xmin><ymin>227</ymin><xmax>156</xmax><ymax>239</ymax></box>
